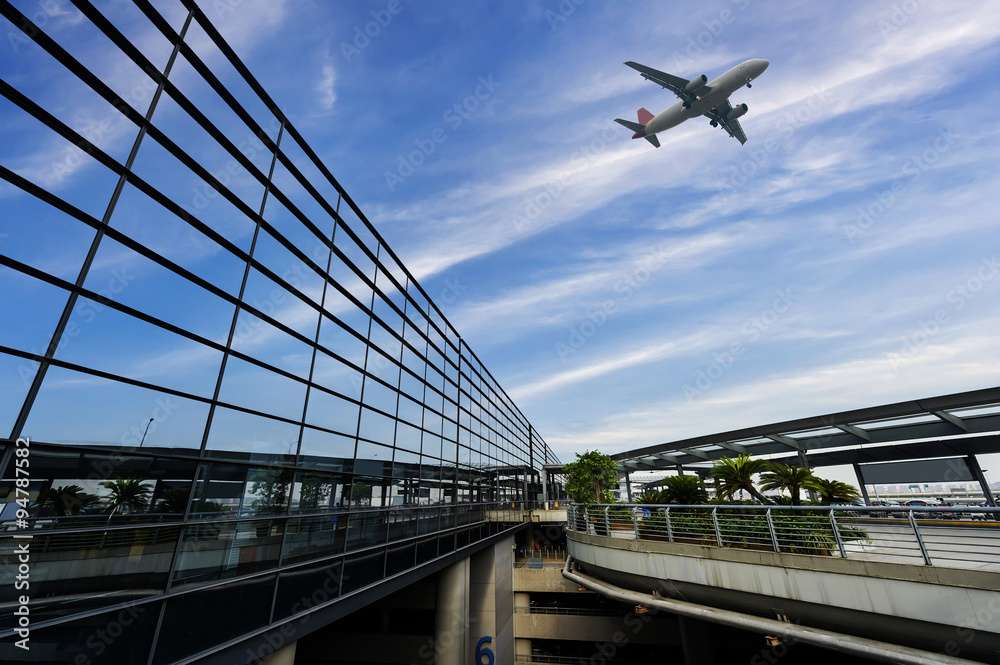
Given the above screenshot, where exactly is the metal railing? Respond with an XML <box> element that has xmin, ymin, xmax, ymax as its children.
<box><xmin>567</xmin><ymin>503</ymin><xmax>1000</xmax><ymax>567</ymax></box>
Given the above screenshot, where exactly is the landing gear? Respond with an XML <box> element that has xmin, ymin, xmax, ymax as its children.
<box><xmin>710</xmin><ymin>120</ymin><xmax>718</xmax><ymax>127</ymax></box>
<box><xmin>682</xmin><ymin>101</ymin><xmax>691</xmax><ymax>109</ymax></box>
<box><xmin>746</xmin><ymin>78</ymin><xmax>753</xmax><ymax>88</ymax></box>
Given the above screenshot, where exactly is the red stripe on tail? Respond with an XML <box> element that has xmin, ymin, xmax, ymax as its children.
<box><xmin>637</xmin><ymin>107</ymin><xmax>654</xmax><ymax>125</ymax></box>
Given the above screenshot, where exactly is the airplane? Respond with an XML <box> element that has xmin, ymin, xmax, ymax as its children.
<box><xmin>615</xmin><ymin>58</ymin><xmax>769</xmax><ymax>147</ymax></box>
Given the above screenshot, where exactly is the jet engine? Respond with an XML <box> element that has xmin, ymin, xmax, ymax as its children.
<box><xmin>684</xmin><ymin>74</ymin><xmax>708</xmax><ymax>92</ymax></box>
<box><xmin>725</xmin><ymin>103</ymin><xmax>748</xmax><ymax>120</ymax></box>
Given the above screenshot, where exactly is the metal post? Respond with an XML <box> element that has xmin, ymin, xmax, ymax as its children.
<box><xmin>907</xmin><ymin>510</ymin><xmax>933</xmax><ymax>565</ymax></box>
<box><xmin>604</xmin><ymin>505</ymin><xmax>610</xmax><ymax>535</ymax></box>
<box><xmin>711</xmin><ymin>507</ymin><xmax>723</xmax><ymax>547</ymax></box>
<box><xmin>665</xmin><ymin>507</ymin><xmax>673</xmax><ymax>542</ymax></box>
<box><xmin>625</xmin><ymin>471</ymin><xmax>633</xmax><ymax>503</ymax></box>
<box><xmin>584</xmin><ymin>507</ymin><xmax>590</xmax><ymax>534</ymax></box>
<box><xmin>633</xmin><ymin>506</ymin><xmax>640</xmax><ymax>540</ymax></box>
<box><xmin>966</xmin><ymin>455</ymin><xmax>995</xmax><ymax>506</ymax></box>
<box><xmin>765</xmin><ymin>508</ymin><xmax>780</xmax><ymax>553</ymax></box>
<box><xmin>829</xmin><ymin>508</ymin><xmax>847</xmax><ymax>558</ymax></box>
<box><xmin>853</xmin><ymin>463</ymin><xmax>871</xmax><ymax>505</ymax></box>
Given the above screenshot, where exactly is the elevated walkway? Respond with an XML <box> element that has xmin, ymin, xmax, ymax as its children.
<box><xmin>566</xmin><ymin>504</ymin><xmax>1000</xmax><ymax>664</ymax></box>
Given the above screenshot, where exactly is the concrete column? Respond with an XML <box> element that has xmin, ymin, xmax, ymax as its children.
<box><xmin>678</xmin><ymin>615</ymin><xmax>715</xmax><ymax>665</ymax></box>
<box><xmin>259</xmin><ymin>642</ymin><xmax>296</xmax><ymax>665</ymax></box>
<box><xmin>436</xmin><ymin>558</ymin><xmax>470</xmax><ymax>665</ymax></box>
<box><xmin>514</xmin><ymin>638</ymin><xmax>532</xmax><ymax>661</ymax></box>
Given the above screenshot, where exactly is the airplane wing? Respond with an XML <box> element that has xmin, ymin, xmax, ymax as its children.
<box><xmin>705</xmin><ymin>99</ymin><xmax>748</xmax><ymax>145</ymax></box>
<box><xmin>624</xmin><ymin>61</ymin><xmax>705</xmax><ymax>100</ymax></box>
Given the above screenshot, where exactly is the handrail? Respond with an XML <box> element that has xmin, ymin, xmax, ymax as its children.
<box><xmin>566</xmin><ymin>503</ymin><xmax>1000</xmax><ymax>567</ymax></box>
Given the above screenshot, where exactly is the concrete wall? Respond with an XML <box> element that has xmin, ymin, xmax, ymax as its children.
<box><xmin>513</xmin><ymin>611</ymin><xmax>677</xmax><ymax>644</ymax></box>
<box><xmin>469</xmin><ymin>536</ymin><xmax>516</xmax><ymax>665</ymax></box>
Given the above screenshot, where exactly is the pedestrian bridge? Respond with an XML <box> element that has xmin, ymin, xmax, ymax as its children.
<box><xmin>564</xmin><ymin>504</ymin><xmax>1000</xmax><ymax>664</ymax></box>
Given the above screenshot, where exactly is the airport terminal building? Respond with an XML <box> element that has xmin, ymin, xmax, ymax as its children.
<box><xmin>0</xmin><ymin>2</ymin><xmax>557</xmax><ymax>663</ymax></box>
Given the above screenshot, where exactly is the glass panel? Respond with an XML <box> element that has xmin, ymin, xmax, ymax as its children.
<box><xmin>171</xmin><ymin>518</ymin><xmax>282</xmax><ymax>587</ymax></box>
<box><xmin>0</xmin><ymin>265</ymin><xmax>71</xmax><ymax>356</ymax></box>
<box><xmin>357</xmin><ymin>406</ymin><xmax>395</xmax><ymax>446</ymax></box>
<box><xmin>290</xmin><ymin>470</ymin><xmax>342</xmax><ymax>513</ymax></box>
<box><xmin>304</xmin><ymin>388</ymin><xmax>360</xmax><ymax>436</ymax></box>
<box><xmin>317</xmin><ymin>313</ymin><xmax>368</xmax><ymax>373</ymax></box>
<box><xmin>261</xmin><ymin>175</ymin><xmax>334</xmax><ymax>267</ymax></box>
<box><xmin>109</xmin><ymin>181</ymin><xmax>248</xmax><ymax>297</ymax></box>
<box><xmin>345</xmin><ymin>512</ymin><xmax>387</xmax><ymax>554</ymax></box>
<box><xmin>129</xmin><ymin>131</ymin><xmax>257</xmax><ymax>253</ymax></box>
<box><xmin>281</xmin><ymin>514</ymin><xmax>347</xmax><ymax>566</ymax></box>
<box><xmin>241</xmin><ymin>267</ymin><xmax>317</xmax><ymax>339</ymax></box>
<box><xmin>361</xmin><ymin>376</ymin><xmax>399</xmax><ymax>414</ymax></box>
<box><xmin>298</xmin><ymin>427</ymin><xmax>355</xmax><ymax>474</ymax></box>
<box><xmin>204</xmin><ymin>405</ymin><xmax>300</xmax><ymax>459</ymax></box>
<box><xmin>53</xmin><ymin>297</ymin><xmax>224</xmax><ymax>397</ymax></box>
<box><xmin>0</xmin><ymin>192</ymin><xmax>97</xmax><ymax>281</ymax></box>
<box><xmin>216</xmin><ymin>356</ymin><xmax>307</xmax><ymax>421</ymax></box>
<box><xmin>0</xmin><ymin>352</ymin><xmax>36</xmax><ymax>434</ymax></box>
<box><xmin>154</xmin><ymin>574</ymin><xmax>276</xmax><ymax>664</ymax></box>
<box><xmin>0</xmin><ymin>524</ymin><xmax>179</xmax><ymax>623</ymax></box>
<box><xmin>252</xmin><ymin>226</ymin><xmax>326</xmax><ymax>305</ymax></box>
<box><xmin>229</xmin><ymin>309</ymin><xmax>314</xmax><ymax>379</ymax></box>
<box><xmin>23</xmin><ymin>367</ymin><xmax>209</xmax><ymax>450</ymax></box>
<box><xmin>311</xmin><ymin>348</ymin><xmax>364</xmax><ymax>401</ymax></box>
<box><xmin>0</xmin><ymin>599</ymin><xmax>161</xmax><ymax>665</ymax></box>
<box><xmin>273</xmin><ymin>558</ymin><xmax>343</xmax><ymax>621</ymax></box>
<box><xmin>342</xmin><ymin>548</ymin><xmax>385</xmax><ymax>594</ymax></box>
<box><xmin>353</xmin><ymin>441</ymin><xmax>393</xmax><ymax>479</ymax></box>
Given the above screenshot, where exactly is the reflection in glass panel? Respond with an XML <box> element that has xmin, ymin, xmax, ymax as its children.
<box><xmin>361</xmin><ymin>376</ymin><xmax>398</xmax><ymax>414</ymax></box>
<box><xmin>204</xmin><ymin>406</ymin><xmax>300</xmax><ymax>459</ymax></box>
<box><xmin>357</xmin><ymin>406</ymin><xmax>395</xmax><ymax>446</ymax></box>
<box><xmin>353</xmin><ymin>442</ymin><xmax>393</xmax><ymax>480</ymax></box>
<box><xmin>345</xmin><ymin>512</ymin><xmax>387</xmax><ymax>554</ymax></box>
<box><xmin>298</xmin><ymin>427</ymin><xmax>356</xmax><ymax>473</ymax></box>
<box><xmin>267</xmin><ymin>162</ymin><xmax>337</xmax><ymax>248</ymax></box>
<box><xmin>24</xmin><ymin>367</ymin><xmax>210</xmax><ymax>450</ymax></box>
<box><xmin>172</xmin><ymin>518</ymin><xmax>282</xmax><ymax>587</ymax></box>
<box><xmin>252</xmin><ymin>226</ymin><xmax>326</xmax><ymax>305</ymax></box>
<box><xmin>229</xmin><ymin>309</ymin><xmax>314</xmax><ymax>379</ymax></box>
<box><xmin>317</xmin><ymin>313</ymin><xmax>368</xmax><ymax>372</ymax></box>
<box><xmin>155</xmin><ymin>574</ymin><xmax>276</xmax><ymax>665</ymax></box>
<box><xmin>304</xmin><ymin>388</ymin><xmax>360</xmax><ymax>436</ymax></box>
<box><xmin>242</xmin><ymin>267</ymin><xmax>320</xmax><ymax>339</ymax></box>
<box><xmin>311</xmin><ymin>348</ymin><xmax>364</xmax><ymax>401</ymax></box>
<box><xmin>394</xmin><ymin>421</ymin><xmax>421</xmax><ymax>454</ymax></box>
<box><xmin>290</xmin><ymin>470</ymin><xmax>343</xmax><ymax>513</ymax></box>
<box><xmin>0</xmin><ymin>523</ymin><xmax>179</xmax><ymax>623</ymax></box>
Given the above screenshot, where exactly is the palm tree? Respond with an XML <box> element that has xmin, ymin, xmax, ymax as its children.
<box><xmin>37</xmin><ymin>484</ymin><xmax>98</xmax><ymax>516</ymax></box>
<box><xmin>99</xmin><ymin>477</ymin><xmax>152</xmax><ymax>515</ymax></box>
<box><xmin>710</xmin><ymin>454</ymin><xmax>770</xmax><ymax>503</ymax></box>
<box><xmin>658</xmin><ymin>475</ymin><xmax>709</xmax><ymax>505</ymax></box>
<box><xmin>759</xmin><ymin>463</ymin><xmax>815</xmax><ymax>505</ymax></box>
<box><xmin>805</xmin><ymin>477</ymin><xmax>861</xmax><ymax>504</ymax></box>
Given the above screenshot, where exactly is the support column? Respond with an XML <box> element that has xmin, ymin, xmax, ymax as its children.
<box><xmin>625</xmin><ymin>471</ymin><xmax>633</xmax><ymax>503</ymax></box>
<box><xmin>436</xmin><ymin>558</ymin><xmax>470</xmax><ymax>665</ymax></box>
<box><xmin>678</xmin><ymin>616</ymin><xmax>715</xmax><ymax>665</ymax></box>
<box><xmin>259</xmin><ymin>642</ymin><xmax>296</xmax><ymax>665</ymax></box>
<box><xmin>853</xmin><ymin>463</ymin><xmax>871</xmax><ymax>505</ymax></box>
<box><xmin>967</xmin><ymin>455</ymin><xmax>995</xmax><ymax>506</ymax></box>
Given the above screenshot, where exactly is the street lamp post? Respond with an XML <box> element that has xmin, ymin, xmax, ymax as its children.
<box><xmin>138</xmin><ymin>418</ymin><xmax>154</xmax><ymax>448</ymax></box>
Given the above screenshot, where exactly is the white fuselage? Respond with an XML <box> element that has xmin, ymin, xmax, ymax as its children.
<box><xmin>644</xmin><ymin>59</ymin><xmax>769</xmax><ymax>136</ymax></box>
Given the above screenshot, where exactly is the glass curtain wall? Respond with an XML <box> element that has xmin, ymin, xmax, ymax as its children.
<box><xmin>0</xmin><ymin>1</ymin><xmax>556</xmax><ymax>663</ymax></box>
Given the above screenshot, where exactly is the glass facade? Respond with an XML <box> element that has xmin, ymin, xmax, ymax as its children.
<box><xmin>0</xmin><ymin>2</ymin><xmax>557</xmax><ymax>662</ymax></box>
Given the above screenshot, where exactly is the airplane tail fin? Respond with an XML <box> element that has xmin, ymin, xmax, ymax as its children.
<box><xmin>637</xmin><ymin>107</ymin><xmax>654</xmax><ymax>125</ymax></box>
<box><xmin>614</xmin><ymin>118</ymin><xmax>644</xmax><ymax>133</ymax></box>
<box><xmin>644</xmin><ymin>134</ymin><xmax>660</xmax><ymax>148</ymax></box>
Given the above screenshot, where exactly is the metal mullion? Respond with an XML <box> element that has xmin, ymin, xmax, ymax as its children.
<box><xmin>9</xmin><ymin>6</ymin><xmax>190</xmax><ymax>441</ymax></box>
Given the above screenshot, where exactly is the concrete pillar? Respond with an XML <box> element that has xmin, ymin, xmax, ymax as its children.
<box><xmin>678</xmin><ymin>616</ymin><xmax>715</xmax><ymax>665</ymax></box>
<box><xmin>436</xmin><ymin>558</ymin><xmax>470</xmax><ymax>665</ymax></box>
<box><xmin>514</xmin><ymin>638</ymin><xmax>532</xmax><ymax>660</ymax></box>
<box><xmin>259</xmin><ymin>641</ymin><xmax>296</xmax><ymax>665</ymax></box>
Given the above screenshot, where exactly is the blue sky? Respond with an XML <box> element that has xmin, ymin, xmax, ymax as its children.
<box><xmin>3</xmin><ymin>0</ymin><xmax>1000</xmax><ymax>484</ymax></box>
